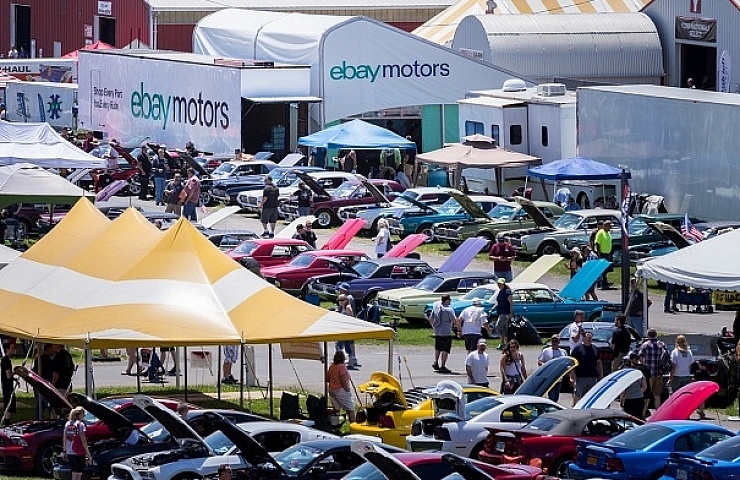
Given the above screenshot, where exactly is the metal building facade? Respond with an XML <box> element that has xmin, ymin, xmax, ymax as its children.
<box><xmin>642</xmin><ymin>0</ymin><xmax>740</xmax><ymax>91</ymax></box>
<box><xmin>451</xmin><ymin>13</ymin><xmax>665</xmax><ymax>85</ymax></box>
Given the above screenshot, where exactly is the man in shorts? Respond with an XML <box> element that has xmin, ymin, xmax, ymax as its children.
<box><xmin>429</xmin><ymin>294</ymin><xmax>456</xmax><ymax>374</ymax></box>
<box><xmin>222</xmin><ymin>345</ymin><xmax>238</xmax><ymax>385</ymax></box>
<box><xmin>259</xmin><ymin>176</ymin><xmax>280</xmax><ymax>238</ymax></box>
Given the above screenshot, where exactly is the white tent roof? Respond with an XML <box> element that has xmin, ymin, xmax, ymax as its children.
<box><xmin>0</xmin><ymin>121</ymin><xmax>105</xmax><ymax>168</ymax></box>
<box><xmin>0</xmin><ymin>163</ymin><xmax>93</xmax><ymax>208</ymax></box>
<box><xmin>638</xmin><ymin>231</ymin><xmax>740</xmax><ymax>291</ymax></box>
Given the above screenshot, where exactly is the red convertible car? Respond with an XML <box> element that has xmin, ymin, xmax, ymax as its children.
<box><xmin>227</xmin><ymin>238</ymin><xmax>314</xmax><ymax>269</ymax></box>
<box><xmin>261</xmin><ymin>250</ymin><xmax>370</xmax><ymax>295</ymax></box>
<box><xmin>280</xmin><ymin>172</ymin><xmax>405</xmax><ymax>228</ymax></box>
<box><xmin>0</xmin><ymin>366</ymin><xmax>182</xmax><ymax>476</ymax></box>
<box><xmin>477</xmin><ymin>380</ymin><xmax>720</xmax><ymax>477</ymax></box>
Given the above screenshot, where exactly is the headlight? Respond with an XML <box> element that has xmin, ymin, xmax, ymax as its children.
<box><xmin>140</xmin><ymin>472</ymin><xmax>157</xmax><ymax>480</ymax></box>
<box><xmin>9</xmin><ymin>436</ymin><xmax>28</xmax><ymax>447</ymax></box>
<box><xmin>521</xmin><ymin>242</ymin><xmax>527</xmax><ymax>250</ymax></box>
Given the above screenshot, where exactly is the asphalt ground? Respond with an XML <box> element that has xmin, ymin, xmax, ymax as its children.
<box><xmin>61</xmin><ymin>196</ymin><xmax>739</xmax><ymax>420</ymax></box>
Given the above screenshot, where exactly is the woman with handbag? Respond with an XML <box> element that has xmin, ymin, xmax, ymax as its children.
<box><xmin>499</xmin><ymin>340</ymin><xmax>527</xmax><ymax>394</ymax></box>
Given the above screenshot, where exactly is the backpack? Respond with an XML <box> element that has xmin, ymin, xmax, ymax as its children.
<box><xmin>659</xmin><ymin>342</ymin><xmax>672</xmax><ymax>375</ymax></box>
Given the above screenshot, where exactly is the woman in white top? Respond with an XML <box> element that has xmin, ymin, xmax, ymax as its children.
<box><xmin>373</xmin><ymin>219</ymin><xmax>391</xmax><ymax>258</ymax></box>
<box><xmin>669</xmin><ymin>334</ymin><xmax>694</xmax><ymax>393</ymax></box>
<box><xmin>499</xmin><ymin>339</ymin><xmax>528</xmax><ymax>394</ymax></box>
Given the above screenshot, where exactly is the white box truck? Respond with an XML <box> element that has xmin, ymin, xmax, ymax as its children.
<box><xmin>5</xmin><ymin>81</ymin><xmax>78</xmax><ymax>128</ymax></box>
<box><xmin>578</xmin><ymin>84</ymin><xmax>740</xmax><ymax>221</ymax></box>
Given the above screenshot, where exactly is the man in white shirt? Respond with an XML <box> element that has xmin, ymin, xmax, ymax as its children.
<box><xmin>568</xmin><ymin>310</ymin><xmax>586</xmax><ymax>352</ymax></box>
<box><xmin>465</xmin><ymin>339</ymin><xmax>490</xmax><ymax>387</ymax></box>
<box><xmin>537</xmin><ymin>334</ymin><xmax>566</xmax><ymax>401</ymax></box>
<box><xmin>456</xmin><ymin>299</ymin><xmax>491</xmax><ymax>353</ymax></box>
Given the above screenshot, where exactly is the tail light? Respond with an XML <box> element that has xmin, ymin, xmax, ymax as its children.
<box><xmin>433</xmin><ymin>426</ymin><xmax>452</xmax><ymax>441</ymax></box>
<box><xmin>378</xmin><ymin>415</ymin><xmax>395</xmax><ymax>429</ymax></box>
<box><xmin>355</xmin><ymin>409</ymin><xmax>367</xmax><ymax>424</ymax></box>
<box><xmin>605</xmin><ymin>458</ymin><xmax>625</xmax><ymax>471</ymax></box>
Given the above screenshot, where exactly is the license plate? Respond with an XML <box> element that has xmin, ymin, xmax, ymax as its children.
<box><xmin>587</xmin><ymin>456</ymin><xmax>598</xmax><ymax>466</ymax></box>
<box><xmin>676</xmin><ymin>469</ymin><xmax>688</xmax><ymax>480</ymax></box>
<box><xmin>495</xmin><ymin>441</ymin><xmax>505</xmax><ymax>452</ymax></box>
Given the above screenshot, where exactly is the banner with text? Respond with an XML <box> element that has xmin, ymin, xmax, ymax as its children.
<box><xmin>78</xmin><ymin>52</ymin><xmax>241</xmax><ymax>154</ymax></box>
<box><xmin>675</xmin><ymin>16</ymin><xmax>717</xmax><ymax>43</ymax></box>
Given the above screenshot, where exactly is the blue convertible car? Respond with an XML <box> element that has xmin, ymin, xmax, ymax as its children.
<box><xmin>424</xmin><ymin>259</ymin><xmax>619</xmax><ymax>331</ymax></box>
<box><xmin>568</xmin><ymin>421</ymin><xmax>735</xmax><ymax>480</ymax></box>
<box><xmin>660</xmin><ymin>435</ymin><xmax>740</xmax><ymax>480</ymax></box>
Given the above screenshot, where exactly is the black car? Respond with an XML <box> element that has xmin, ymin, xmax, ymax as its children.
<box><xmin>54</xmin><ymin>393</ymin><xmax>267</xmax><ymax>480</ymax></box>
<box><xmin>553</xmin><ymin>321</ymin><xmax>642</xmax><ymax>374</ymax></box>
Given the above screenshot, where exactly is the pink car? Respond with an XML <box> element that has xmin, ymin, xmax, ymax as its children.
<box><xmin>261</xmin><ymin>250</ymin><xmax>370</xmax><ymax>295</ymax></box>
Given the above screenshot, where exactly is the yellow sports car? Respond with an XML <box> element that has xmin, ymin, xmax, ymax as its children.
<box><xmin>349</xmin><ymin>372</ymin><xmax>498</xmax><ymax>448</ymax></box>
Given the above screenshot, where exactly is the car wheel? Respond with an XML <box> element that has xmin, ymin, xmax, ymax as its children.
<box><xmin>551</xmin><ymin>458</ymin><xmax>573</xmax><ymax>478</ymax></box>
<box><xmin>469</xmin><ymin>442</ymin><xmax>485</xmax><ymax>460</ymax></box>
<box><xmin>35</xmin><ymin>442</ymin><xmax>63</xmax><ymax>476</ymax></box>
<box><xmin>128</xmin><ymin>180</ymin><xmax>141</xmax><ymax>196</ymax></box>
<box><xmin>537</xmin><ymin>241</ymin><xmax>560</xmax><ymax>256</ymax></box>
<box><xmin>416</xmin><ymin>224</ymin><xmax>434</xmax><ymax>243</ymax></box>
<box><xmin>362</xmin><ymin>290</ymin><xmax>379</xmax><ymax>308</ymax></box>
<box><xmin>200</xmin><ymin>191</ymin><xmax>213</xmax><ymax>206</ymax></box>
<box><xmin>315</xmin><ymin>209</ymin><xmax>335</xmax><ymax>228</ymax></box>
<box><xmin>610</xmin><ymin>248</ymin><xmax>622</xmax><ymax>264</ymax></box>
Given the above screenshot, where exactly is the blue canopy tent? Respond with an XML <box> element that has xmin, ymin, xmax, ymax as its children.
<box><xmin>298</xmin><ymin>119</ymin><xmax>416</xmax><ymax>149</ymax></box>
<box><xmin>527</xmin><ymin>157</ymin><xmax>631</xmax><ymax>181</ymax></box>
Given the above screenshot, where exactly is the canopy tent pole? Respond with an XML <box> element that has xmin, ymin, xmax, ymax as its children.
<box><xmin>642</xmin><ymin>276</ymin><xmax>650</xmax><ymax>334</ymax></box>
<box><xmin>84</xmin><ymin>341</ymin><xmax>92</xmax><ymax>397</ymax></box>
<box><xmin>175</xmin><ymin>346</ymin><xmax>180</xmax><ymax>390</ymax></box>
<box><xmin>183</xmin><ymin>346</ymin><xmax>188</xmax><ymax>403</ymax></box>
<box><xmin>540</xmin><ymin>178</ymin><xmax>548</xmax><ymax>200</ymax></box>
<box><xmin>323</xmin><ymin>342</ymin><xmax>328</xmax><ymax>400</ymax></box>
<box><xmin>388</xmin><ymin>339</ymin><xmax>394</xmax><ymax>375</ymax></box>
<box><xmin>239</xmin><ymin>343</ymin><xmax>244</xmax><ymax>409</ymax></box>
<box><xmin>217</xmin><ymin>346</ymin><xmax>222</xmax><ymax>400</ymax></box>
<box><xmin>620</xmin><ymin>168</ymin><xmax>631</xmax><ymax>309</ymax></box>
<box><xmin>136</xmin><ymin>348</ymin><xmax>141</xmax><ymax>393</ymax></box>
<box><xmin>495</xmin><ymin>167</ymin><xmax>503</xmax><ymax>196</ymax></box>
<box><xmin>269</xmin><ymin>344</ymin><xmax>274</xmax><ymax>418</ymax></box>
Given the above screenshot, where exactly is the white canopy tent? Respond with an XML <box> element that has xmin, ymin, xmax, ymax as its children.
<box><xmin>0</xmin><ymin>163</ymin><xmax>93</xmax><ymax>208</ymax></box>
<box><xmin>0</xmin><ymin>121</ymin><xmax>105</xmax><ymax>168</ymax></box>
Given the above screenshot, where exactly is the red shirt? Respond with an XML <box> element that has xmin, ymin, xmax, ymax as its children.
<box><xmin>489</xmin><ymin>241</ymin><xmax>515</xmax><ymax>272</ymax></box>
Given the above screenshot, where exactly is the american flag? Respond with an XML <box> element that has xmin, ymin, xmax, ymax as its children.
<box><xmin>681</xmin><ymin>213</ymin><xmax>703</xmax><ymax>243</ymax></box>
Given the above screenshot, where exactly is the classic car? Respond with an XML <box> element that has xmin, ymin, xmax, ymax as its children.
<box><xmin>661</xmin><ymin>435</ymin><xmax>740</xmax><ymax>480</ymax></box>
<box><xmin>237</xmin><ymin>169</ymin><xmax>350</xmax><ymax>213</ymax></box>
<box><xmin>227</xmin><ymin>238</ymin><xmax>314</xmax><ymax>269</ymax></box>
<box><xmin>551</xmin><ymin>321</ymin><xmax>642</xmax><ymax>375</ymax></box>
<box><xmin>348</xmin><ymin>442</ymin><xmax>542</xmax><ymax>480</ymax></box>
<box><xmin>562</xmin><ymin>213</ymin><xmax>704</xmax><ymax>263</ymax></box>
<box><xmin>280</xmin><ymin>173</ymin><xmax>405</xmax><ymax>227</ymax></box>
<box><xmin>388</xmin><ymin>193</ymin><xmax>505</xmax><ymax>241</ymax></box>
<box><xmin>376</xmin><ymin>271</ymin><xmax>497</xmax><ymax>324</ymax></box>
<box><xmin>0</xmin><ymin>367</ymin><xmax>180</xmax><ymax>476</ymax></box>
<box><xmin>432</xmin><ymin>195</ymin><xmax>564</xmax><ymax>248</ymax></box>
<box><xmin>504</xmin><ymin>202</ymin><xmax>621</xmax><ymax>256</ymax></box>
<box><xmin>261</xmin><ymin>250</ymin><xmax>370</xmax><ymax>296</ymax></box>
<box><xmin>568</xmin><ymin>421</ymin><xmax>735</xmax><ymax>480</ymax></box>
<box><xmin>477</xmin><ymin>380</ymin><xmax>720</xmax><ymax>476</ymax></box>
<box><xmin>54</xmin><ymin>395</ymin><xmax>262</xmax><ymax>480</ymax></box>
<box><xmin>349</xmin><ymin>372</ymin><xmax>499</xmax><ymax>448</ymax></box>
<box><xmin>429</xmin><ymin>259</ymin><xmax>619</xmax><ymax>331</ymax></box>
<box><xmin>202</xmin><ymin>160</ymin><xmax>279</xmax><ymax>205</ymax></box>
<box><xmin>405</xmin><ymin>369</ymin><xmax>642</xmax><ymax>459</ymax></box>
<box><xmin>109</xmin><ymin>398</ymin><xmax>336</xmax><ymax>480</ymax></box>
<box><xmin>338</xmin><ymin>186</ymin><xmax>459</xmax><ymax>233</ymax></box>
<box><xmin>306</xmin><ymin>257</ymin><xmax>436</xmax><ymax>305</ymax></box>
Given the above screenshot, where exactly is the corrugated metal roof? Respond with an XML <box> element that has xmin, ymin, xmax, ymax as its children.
<box><xmin>414</xmin><ymin>0</ymin><xmax>650</xmax><ymax>45</ymax></box>
<box><xmin>145</xmin><ymin>0</ymin><xmax>454</xmax><ymax>11</ymax></box>
<box><xmin>453</xmin><ymin>13</ymin><xmax>664</xmax><ymax>79</ymax></box>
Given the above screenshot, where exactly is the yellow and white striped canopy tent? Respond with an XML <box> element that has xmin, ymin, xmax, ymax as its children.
<box><xmin>414</xmin><ymin>0</ymin><xmax>651</xmax><ymax>45</ymax></box>
<box><xmin>0</xmin><ymin>199</ymin><xmax>394</xmax><ymax>348</ymax></box>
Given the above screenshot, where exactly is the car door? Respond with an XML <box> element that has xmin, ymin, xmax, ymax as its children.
<box><xmin>516</xmin><ymin>288</ymin><xmax>560</xmax><ymax>328</ymax></box>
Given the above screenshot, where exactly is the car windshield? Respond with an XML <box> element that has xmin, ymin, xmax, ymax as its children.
<box><xmin>343</xmin><ymin>461</ymin><xmax>388</xmax><ymax>480</ymax></box>
<box><xmin>437</xmin><ymin>198</ymin><xmax>462</xmax><ymax>215</ymax></box>
<box><xmin>288</xmin><ymin>255</ymin><xmax>315</xmax><ymax>267</ymax></box>
<box><xmin>392</xmin><ymin>196</ymin><xmax>416</xmax><ymax>208</ymax></box>
<box><xmin>606</xmin><ymin>425</ymin><xmax>673</xmax><ymax>449</ymax></box>
<box><xmin>489</xmin><ymin>205</ymin><xmax>517</xmax><ymax>221</ymax></box>
<box><xmin>465</xmin><ymin>397</ymin><xmax>502</xmax><ymax>420</ymax></box>
<box><xmin>522</xmin><ymin>416</ymin><xmax>562</xmax><ymax>432</ymax></box>
<box><xmin>697</xmin><ymin>436</ymin><xmax>740</xmax><ymax>461</ymax></box>
<box><xmin>352</xmin><ymin>261</ymin><xmax>379</xmax><ymax>278</ymax></box>
<box><xmin>212</xmin><ymin>163</ymin><xmax>236</xmax><ymax>175</ymax></box>
<box><xmin>204</xmin><ymin>430</ymin><xmax>235</xmax><ymax>455</ymax></box>
<box><xmin>590</xmin><ymin>327</ymin><xmax>616</xmax><ymax>343</ymax></box>
<box><xmin>462</xmin><ymin>287</ymin><xmax>498</xmax><ymax>301</ymax></box>
<box><xmin>232</xmin><ymin>241</ymin><xmax>259</xmax><ymax>255</ymax></box>
<box><xmin>274</xmin><ymin>444</ymin><xmax>323</xmax><ymax>473</ymax></box>
<box><xmin>553</xmin><ymin>213</ymin><xmax>585</xmax><ymax>230</ymax></box>
<box><xmin>140</xmin><ymin>421</ymin><xmax>171</xmax><ymax>442</ymax></box>
<box><xmin>332</xmin><ymin>182</ymin><xmax>359</xmax><ymax>198</ymax></box>
<box><xmin>627</xmin><ymin>217</ymin><xmax>650</xmax><ymax>236</ymax></box>
<box><xmin>414</xmin><ymin>275</ymin><xmax>445</xmax><ymax>292</ymax></box>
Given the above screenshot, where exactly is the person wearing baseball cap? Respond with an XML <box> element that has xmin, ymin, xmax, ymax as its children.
<box><xmin>489</xmin><ymin>234</ymin><xmax>516</xmax><ymax>282</ymax></box>
<box><xmin>465</xmin><ymin>338</ymin><xmax>490</xmax><ymax>387</ymax></box>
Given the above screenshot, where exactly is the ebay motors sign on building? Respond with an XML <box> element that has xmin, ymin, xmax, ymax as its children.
<box><xmin>321</xmin><ymin>20</ymin><xmax>521</xmax><ymax>122</ymax></box>
<box><xmin>78</xmin><ymin>51</ymin><xmax>240</xmax><ymax>154</ymax></box>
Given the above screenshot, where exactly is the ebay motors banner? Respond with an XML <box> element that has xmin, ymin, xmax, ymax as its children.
<box><xmin>321</xmin><ymin>20</ymin><xmax>527</xmax><ymax>122</ymax></box>
<box><xmin>78</xmin><ymin>52</ymin><xmax>241</xmax><ymax>154</ymax></box>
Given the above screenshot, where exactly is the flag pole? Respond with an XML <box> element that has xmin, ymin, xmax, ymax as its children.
<box><xmin>620</xmin><ymin>167</ymin><xmax>631</xmax><ymax>309</ymax></box>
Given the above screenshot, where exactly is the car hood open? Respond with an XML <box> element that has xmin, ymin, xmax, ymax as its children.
<box><xmin>558</xmin><ymin>259</ymin><xmax>611</xmax><ymax>301</ymax></box>
<box><xmin>361</xmin><ymin>178</ymin><xmax>393</xmax><ymax>205</ymax></box>
<box><xmin>438</xmin><ymin>237</ymin><xmax>488</xmax><ymax>273</ymax></box>
<box><xmin>322</xmin><ymin>218</ymin><xmax>366</xmax><ymax>250</ymax></box>
<box><xmin>574</xmin><ymin>368</ymin><xmax>643</xmax><ymax>409</ymax></box>
<box><xmin>296</xmin><ymin>171</ymin><xmax>332</xmax><ymax>198</ymax></box>
<box><xmin>423</xmin><ymin>380</ymin><xmax>466</xmax><ymax>419</ymax></box>
<box><xmin>358</xmin><ymin>372</ymin><xmax>409</xmax><ymax>409</ymax></box>
<box><xmin>68</xmin><ymin>392</ymin><xmax>136</xmax><ymax>437</ymax></box>
<box><xmin>449</xmin><ymin>192</ymin><xmax>490</xmax><ymax>220</ymax></box>
<box><xmin>646</xmin><ymin>221</ymin><xmax>692</xmax><ymax>249</ymax></box>
<box><xmin>14</xmin><ymin>365</ymin><xmax>72</xmax><ymax>415</ymax></box>
<box><xmin>181</xmin><ymin>152</ymin><xmax>209</xmax><ymax>177</ymax></box>
<box><xmin>133</xmin><ymin>396</ymin><xmax>205</xmax><ymax>446</ymax></box>
<box><xmin>516</xmin><ymin>197</ymin><xmax>555</xmax><ymax>228</ymax></box>
<box><xmin>352</xmin><ymin>440</ymin><xmax>422</xmax><ymax>480</ymax></box>
<box><xmin>648</xmin><ymin>380</ymin><xmax>719</xmax><ymax>422</ymax></box>
<box><xmin>516</xmin><ymin>356</ymin><xmax>577</xmax><ymax>397</ymax></box>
